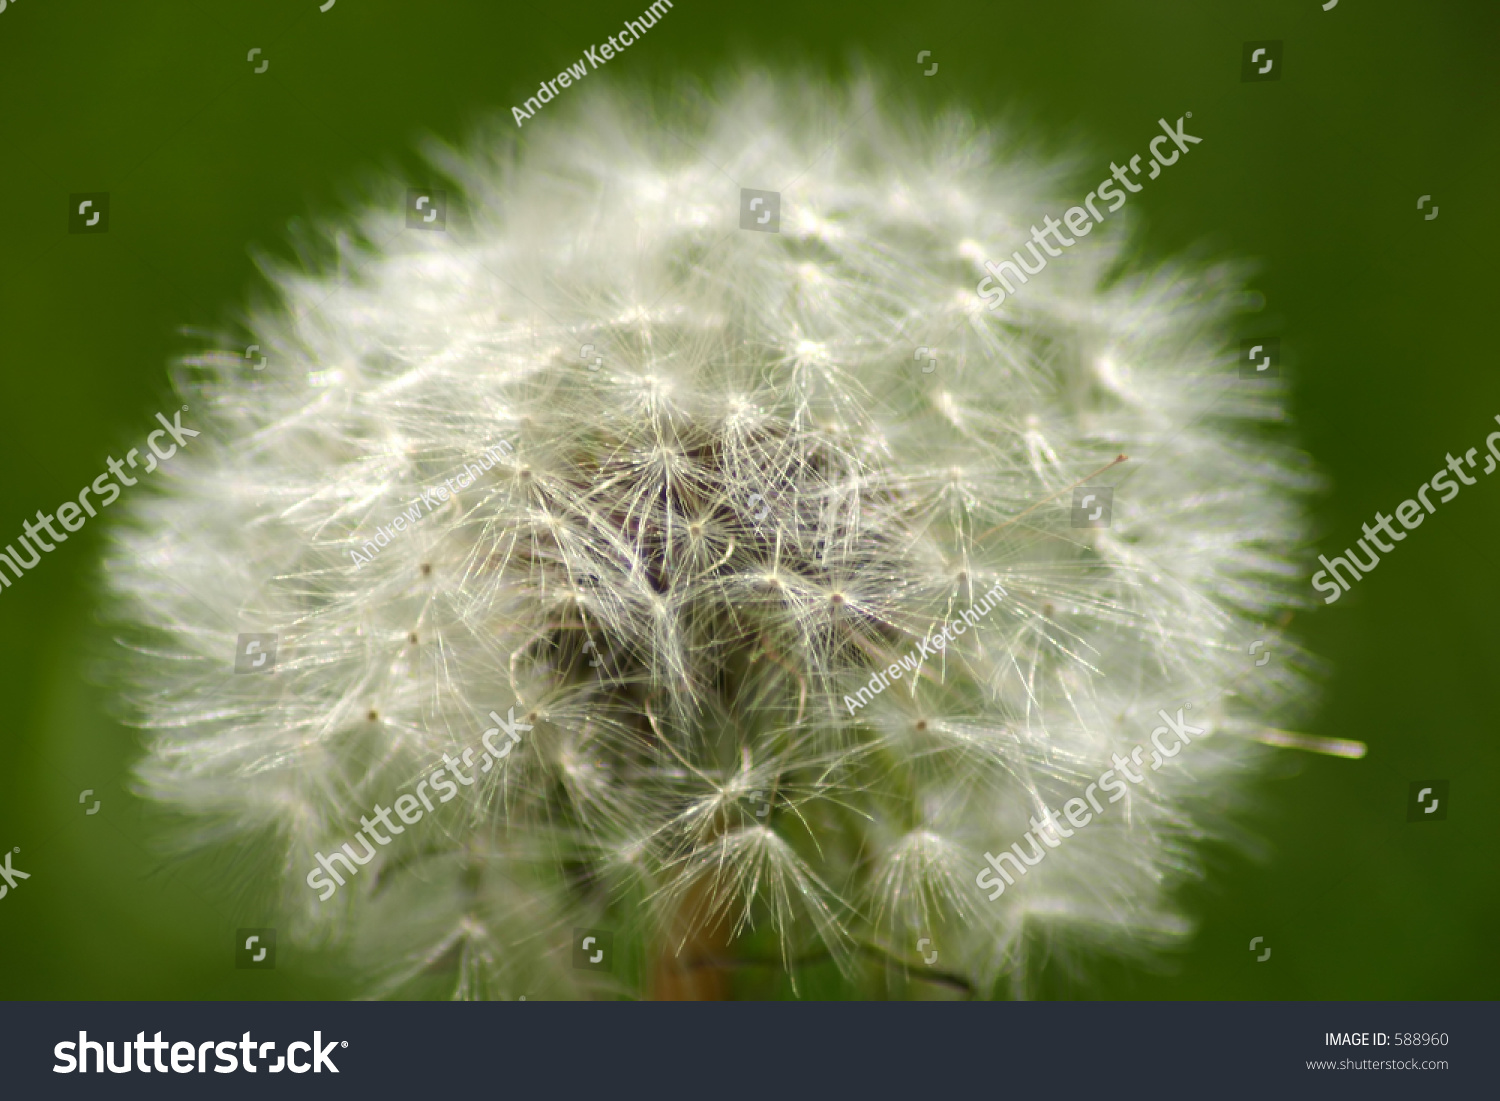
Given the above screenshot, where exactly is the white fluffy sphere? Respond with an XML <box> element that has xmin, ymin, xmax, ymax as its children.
<box><xmin>108</xmin><ymin>73</ymin><xmax>1319</xmax><ymax>999</ymax></box>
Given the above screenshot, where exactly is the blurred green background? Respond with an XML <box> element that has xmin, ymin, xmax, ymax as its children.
<box><xmin>1</xmin><ymin>0</ymin><xmax>1495</xmax><ymax>999</ymax></box>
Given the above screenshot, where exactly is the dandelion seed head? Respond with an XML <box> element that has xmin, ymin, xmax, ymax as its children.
<box><xmin>108</xmin><ymin>71</ymin><xmax>1318</xmax><ymax>999</ymax></box>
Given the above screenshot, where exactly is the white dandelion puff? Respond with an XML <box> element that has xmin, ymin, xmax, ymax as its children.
<box><xmin>107</xmin><ymin>70</ymin><xmax>1326</xmax><ymax>999</ymax></box>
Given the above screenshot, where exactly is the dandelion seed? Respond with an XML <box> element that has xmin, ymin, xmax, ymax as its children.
<box><xmin>108</xmin><ymin>71</ymin><xmax>1320</xmax><ymax>999</ymax></box>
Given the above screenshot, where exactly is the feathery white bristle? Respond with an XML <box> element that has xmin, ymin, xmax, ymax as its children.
<box><xmin>109</xmin><ymin>72</ymin><xmax>1320</xmax><ymax>999</ymax></box>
